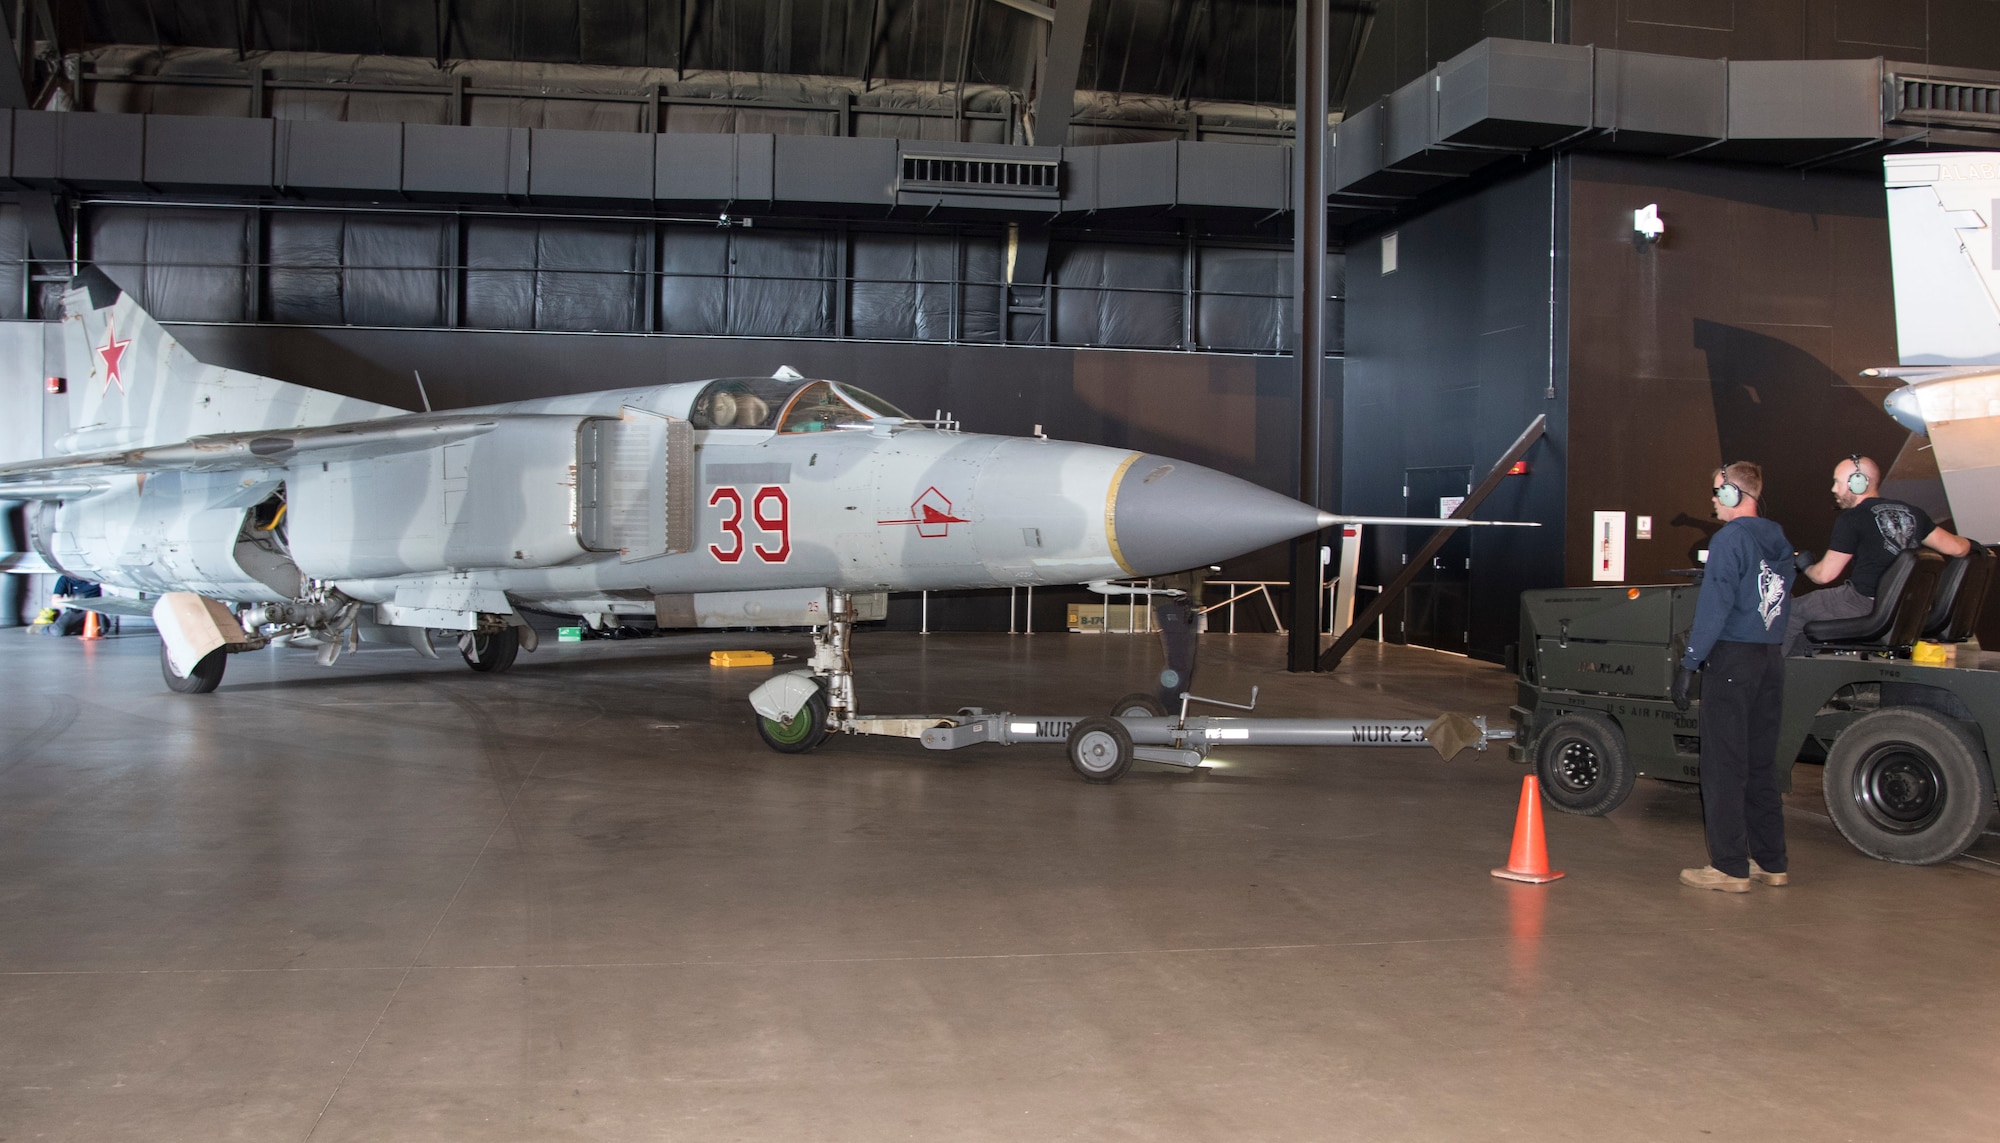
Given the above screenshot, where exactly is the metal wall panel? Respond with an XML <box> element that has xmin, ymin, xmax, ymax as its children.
<box><xmin>734</xmin><ymin>133</ymin><xmax>775</xmax><ymax>202</ymax></box>
<box><xmin>775</xmin><ymin>135</ymin><xmax>894</xmax><ymax>205</ymax></box>
<box><xmin>1330</xmin><ymin>102</ymin><xmax>1384</xmax><ymax>193</ymax></box>
<box><xmin>1437</xmin><ymin>39</ymin><xmax>1594</xmax><ymax>149</ymax></box>
<box><xmin>13</xmin><ymin>111</ymin><xmax>66</xmax><ymax>185</ymax></box>
<box><xmin>1592</xmin><ymin>50</ymin><xmax>1727</xmax><ymax>149</ymax></box>
<box><xmin>1383</xmin><ymin>74</ymin><xmax>1436</xmax><ymax>169</ymax></box>
<box><xmin>279</xmin><ymin>119</ymin><xmax>404</xmax><ymax>191</ymax></box>
<box><xmin>52</xmin><ymin>112</ymin><xmax>147</xmax><ymax>186</ymax></box>
<box><xmin>1177</xmin><ymin>141</ymin><xmax>1288</xmax><ymax>210</ymax></box>
<box><xmin>1727</xmin><ymin>58</ymin><xmax>1884</xmax><ymax>140</ymax></box>
<box><xmin>1094</xmin><ymin>140</ymin><xmax>1177</xmax><ymax>209</ymax></box>
<box><xmin>144</xmin><ymin>115</ymin><xmax>274</xmax><ymax>190</ymax></box>
<box><xmin>655</xmin><ymin>132</ymin><xmax>739</xmax><ymax>201</ymax></box>
<box><xmin>402</xmin><ymin>123</ymin><xmax>528</xmax><ymax>197</ymax></box>
<box><xmin>529</xmin><ymin>127</ymin><xmax>654</xmax><ymax>201</ymax></box>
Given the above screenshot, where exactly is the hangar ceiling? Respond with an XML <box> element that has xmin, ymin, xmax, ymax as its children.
<box><xmin>64</xmin><ymin>0</ymin><xmax>1350</xmax><ymax>110</ymax></box>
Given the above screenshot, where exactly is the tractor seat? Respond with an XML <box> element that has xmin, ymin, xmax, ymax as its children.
<box><xmin>1922</xmin><ymin>544</ymin><xmax>1993</xmax><ymax>644</ymax></box>
<box><xmin>1803</xmin><ymin>548</ymin><xmax>1946</xmax><ymax>656</ymax></box>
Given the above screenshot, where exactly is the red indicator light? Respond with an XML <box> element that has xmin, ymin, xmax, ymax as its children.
<box><xmin>1507</xmin><ymin>461</ymin><xmax>1530</xmax><ymax>475</ymax></box>
<box><xmin>45</xmin><ymin>376</ymin><xmax>65</xmax><ymax>394</ymax></box>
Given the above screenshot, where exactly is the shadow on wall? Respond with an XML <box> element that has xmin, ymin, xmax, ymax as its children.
<box><xmin>1694</xmin><ymin>319</ymin><xmax>1912</xmax><ymax>552</ymax></box>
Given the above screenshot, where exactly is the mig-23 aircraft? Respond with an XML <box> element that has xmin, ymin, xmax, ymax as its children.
<box><xmin>2</xmin><ymin>267</ymin><xmax>1527</xmax><ymax>749</ymax></box>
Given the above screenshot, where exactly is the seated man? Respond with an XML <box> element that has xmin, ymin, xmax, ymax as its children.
<box><xmin>1783</xmin><ymin>454</ymin><xmax>1971</xmax><ymax>656</ymax></box>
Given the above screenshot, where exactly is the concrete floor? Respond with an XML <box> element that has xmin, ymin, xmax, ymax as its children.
<box><xmin>3</xmin><ymin>626</ymin><xmax>1999</xmax><ymax>1142</ymax></box>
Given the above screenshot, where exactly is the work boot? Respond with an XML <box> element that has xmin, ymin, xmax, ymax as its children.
<box><xmin>1679</xmin><ymin>865</ymin><xmax>1752</xmax><ymax>893</ymax></box>
<box><xmin>1749</xmin><ymin>860</ymin><xmax>1789</xmax><ymax>887</ymax></box>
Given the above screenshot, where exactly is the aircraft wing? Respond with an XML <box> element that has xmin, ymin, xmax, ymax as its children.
<box><xmin>0</xmin><ymin>413</ymin><xmax>522</xmax><ymax>490</ymax></box>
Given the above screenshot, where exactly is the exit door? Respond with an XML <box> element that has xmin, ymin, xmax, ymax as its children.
<box><xmin>1404</xmin><ymin>466</ymin><xmax>1471</xmax><ymax>654</ymax></box>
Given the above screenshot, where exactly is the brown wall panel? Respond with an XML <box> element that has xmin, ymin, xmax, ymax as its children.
<box><xmin>1565</xmin><ymin>154</ymin><xmax>1911</xmax><ymax>588</ymax></box>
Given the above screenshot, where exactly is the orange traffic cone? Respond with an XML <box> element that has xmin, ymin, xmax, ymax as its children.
<box><xmin>1491</xmin><ymin>775</ymin><xmax>1565</xmax><ymax>883</ymax></box>
<box><xmin>80</xmin><ymin>610</ymin><xmax>103</xmax><ymax>641</ymax></box>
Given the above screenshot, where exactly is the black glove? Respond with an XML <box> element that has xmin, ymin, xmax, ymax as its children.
<box><xmin>1794</xmin><ymin>550</ymin><xmax>1815</xmax><ymax>572</ymax></box>
<box><xmin>1672</xmin><ymin>666</ymin><xmax>1696</xmax><ymax>712</ymax></box>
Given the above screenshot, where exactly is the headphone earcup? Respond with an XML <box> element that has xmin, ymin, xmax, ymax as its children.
<box><xmin>1716</xmin><ymin>482</ymin><xmax>1741</xmax><ymax>508</ymax></box>
<box><xmin>1847</xmin><ymin>470</ymin><xmax>1870</xmax><ymax>494</ymax></box>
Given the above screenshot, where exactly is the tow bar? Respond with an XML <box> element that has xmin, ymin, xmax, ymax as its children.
<box><xmin>756</xmin><ymin>672</ymin><xmax>1513</xmax><ymax>783</ymax></box>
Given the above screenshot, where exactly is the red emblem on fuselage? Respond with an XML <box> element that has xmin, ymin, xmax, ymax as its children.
<box><xmin>878</xmin><ymin>486</ymin><xmax>970</xmax><ymax>538</ymax></box>
<box><xmin>96</xmin><ymin>317</ymin><xmax>131</xmax><ymax>396</ymax></box>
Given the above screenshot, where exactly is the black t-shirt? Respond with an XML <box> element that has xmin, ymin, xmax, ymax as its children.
<box><xmin>1829</xmin><ymin>497</ymin><xmax>1935</xmax><ymax>597</ymax></box>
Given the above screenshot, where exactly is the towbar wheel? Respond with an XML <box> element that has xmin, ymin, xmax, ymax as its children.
<box><xmin>1067</xmin><ymin>716</ymin><xmax>1135</xmax><ymax>783</ymax></box>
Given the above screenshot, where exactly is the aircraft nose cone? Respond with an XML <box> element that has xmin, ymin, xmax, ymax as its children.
<box><xmin>1110</xmin><ymin>455</ymin><xmax>1328</xmax><ymax>576</ymax></box>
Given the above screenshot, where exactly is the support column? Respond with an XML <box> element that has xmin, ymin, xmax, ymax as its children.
<box><xmin>1287</xmin><ymin>0</ymin><xmax>1329</xmax><ymax>673</ymax></box>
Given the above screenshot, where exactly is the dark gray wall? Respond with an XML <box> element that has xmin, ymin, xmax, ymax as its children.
<box><xmin>1569</xmin><ymin>0</ymin><xmax>2000</xmax><ymax>68</ymax></box>
<box><xmin>1343</xmin><ymin>0</ymin><xmax>1559</xmax><ymax>110</ymax></box>
<box><xmin>1342</xmin><ymin>160</ymin><xmax>1569</xmax><ymax>662</ymax></box>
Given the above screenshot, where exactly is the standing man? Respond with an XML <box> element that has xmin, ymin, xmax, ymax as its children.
<box><xmin>1783</xmin><ymin>455</ymin><xmax>1971</xmax><ymax>656</ymax></box>
<box><xmin>1673</xmin><ymin>462</ymin><xmax>1795</xmax><ymax>893</ymax></box>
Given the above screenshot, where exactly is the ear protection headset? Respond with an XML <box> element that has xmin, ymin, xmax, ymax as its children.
<box><xmin>1715</xmin><ymin>464</ymin><xmax>1754</xmax><ymax>509</ymax></box>
<box><xmin>1845</xmin><ymin>454</ymin><xmax>1871</xmax><ymax>495</ymax></box>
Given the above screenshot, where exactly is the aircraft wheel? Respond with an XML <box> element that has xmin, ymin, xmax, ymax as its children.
<box><xmin>1825</xmin><ymin>707</ymin><xmax>1994</xmax><ymax>865</ymax></box>
<box><xmin>461</xmin><ymin>627</ymin><xmax>520</xmax><ymax>673</ymax></box>
<box><xmin>757</xmin><ymin>688</ymin><xmax>830</xmax><ymax>754</ymax></box>
<box><xmin>1110</xmin><ymin>692</ymin><xmax>1167</xmax><ymax>718</ymax></box>
<box><xmin>160</xmin><ymin>641</ymin><xmax>226</xmax><ymax>694</ymax></box>
<box><xmin>1067</xmin><ymin>715</ymin><xmax>1134</xmax><ymax>784</ymax></box>
<box><xmin>1534</xmin><ymin>711</ymin><xmax>1634</xmax><ymax>816</ymax></box>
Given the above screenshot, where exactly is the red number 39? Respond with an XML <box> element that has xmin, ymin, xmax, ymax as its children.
<box><xmin>709</xmin><ymin>485</ymin><xmax>790</xmax><ymax>564</ymax></box>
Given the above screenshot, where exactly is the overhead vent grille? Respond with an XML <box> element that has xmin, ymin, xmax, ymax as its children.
<box><xmin>900</xmin><ymin>154</ymin><xmax>1062</xmax><ymax>198</ymax></box>
<box><xmin>1890</xmin><ymin>75</ymin><xmax>2000</xmax><ymax>130</ymax></box>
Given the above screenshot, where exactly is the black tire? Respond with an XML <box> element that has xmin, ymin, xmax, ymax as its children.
<box><xmin>1824</xmin><ymin>707</ymin><xmax>1995</xmax><ymax>865</ymax></box>
<box><xmin>1111</xmin><ymin>692</ymin><xmax>1167</xmax><ymax>718</ymax></box>
<box><xmin>1067</xmin><ymin>715</ymin><xmax>1135</xmax><ymax>784</ymax></box>
<box><xmin>160</xmin><ymin>641</ymin><xmax>226</xmax><ymax>694</ymax></box>
<box><xmin>461</xmin><ymin>627</ymin><xmax>520</xmax><ymax>673</ymax></box>
<box><xmin>1534</xmin><ymin>710</ymin><xmax>1635</xmax><ymax>816</ymax></box>
<box><xmin>757</xmin><ymin>688</ymin><xmax>830</xmax><ymax>754</ymax></box>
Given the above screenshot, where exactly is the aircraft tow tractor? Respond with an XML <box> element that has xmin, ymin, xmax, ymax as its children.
<box><xmin>746</xmin><ymin>589</ymin><xmax>1515</xmax><ymax>782</ymax></box>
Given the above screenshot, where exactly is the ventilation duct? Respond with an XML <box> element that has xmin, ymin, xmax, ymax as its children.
<box><xmin>1891</xmin><ymin>75</ymin><xmax>2000</xmax><ymax>131</ymax></box>
<box><xmin>899</xmin><ymin>153</ymin><xmax>1062</xmax><ymax>198</ymax></box>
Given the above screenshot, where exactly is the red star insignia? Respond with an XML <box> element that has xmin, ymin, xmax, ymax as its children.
<box><xmin>96</xmin><ymin>317</ymin><xmax>131</xmax><ymax>396</ymax></box>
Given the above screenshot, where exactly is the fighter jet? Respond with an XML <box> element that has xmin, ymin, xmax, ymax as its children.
<box><xmin>1</xmin><ymin>267</ymin><xmax>1362</xmax><ymax>722</ymax></box>
<box><xmin>1865</xmin><ymin>153</ymin><xmax>2000</xmax><ymax>542</ymax></box>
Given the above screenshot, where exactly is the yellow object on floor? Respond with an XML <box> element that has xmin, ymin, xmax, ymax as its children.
<box><xmin>710</xmin><ymin>649</ymin><xmax>775</xmax><ymax>667</ymax></box>
<box><xmin>1911</xmin><ymin>640</ymin><xmax>1955</xmax><ymax>667</ymax></box>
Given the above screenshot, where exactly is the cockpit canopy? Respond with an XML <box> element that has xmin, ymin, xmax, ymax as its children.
<box><xmin>689</xmin><ymin>377</ymin><xmax>912</xmax><ymax>433</ymax></box>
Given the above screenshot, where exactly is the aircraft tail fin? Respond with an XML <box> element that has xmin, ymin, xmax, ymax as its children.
<box><xmin>58</xmin><ymin>267</ymin><xmax>403</xmax><ymax>455</ymax></box>
<box><xmin>1884</xmin><ymin>155</ymin><xmax>2000</xmax><ymax>366</ymax></box>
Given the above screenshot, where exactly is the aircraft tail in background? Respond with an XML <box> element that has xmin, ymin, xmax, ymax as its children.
<box><xmin>57</xmin><ymin>266</ymin><xmax>403</xmax><ymax>456</ymax></box>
